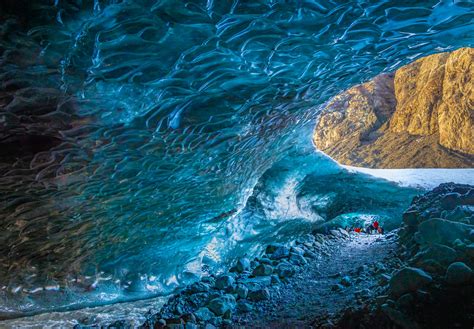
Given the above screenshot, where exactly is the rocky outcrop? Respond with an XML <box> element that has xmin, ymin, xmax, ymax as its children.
<box><xmin>313</xmin><ymin>47</ymin><xmax>474</xmax><ymax>168</ymax></box>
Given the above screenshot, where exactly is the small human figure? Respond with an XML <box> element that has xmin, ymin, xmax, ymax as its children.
<box><xmin>373</xmin><ymin>220</ymin><xmax>379</xmax><ymax>230</ymax></box>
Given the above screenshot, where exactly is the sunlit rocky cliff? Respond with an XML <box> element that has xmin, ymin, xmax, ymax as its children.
<box><xmin>313</xmin><ymin>47</ymin><xmax>474</xmax><ymax>168</ymax></box>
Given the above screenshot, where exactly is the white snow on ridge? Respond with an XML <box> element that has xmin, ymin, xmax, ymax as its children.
<box><xmin>342</xmin><ymin>165</ymin><xmax>474</xmax><ymax>190</ymax></box>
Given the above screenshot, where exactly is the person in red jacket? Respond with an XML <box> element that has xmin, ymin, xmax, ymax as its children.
<box><xmin>354</xmin><ymin>227</ymin><xmax>361</xmax><ymax>233</ymax></box>
<box><xmin>373</xmin><ymin>220</ymin><xmax>379</xmax><ymax>230</ymax></box>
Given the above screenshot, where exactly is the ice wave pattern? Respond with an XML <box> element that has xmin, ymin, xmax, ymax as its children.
<box><xmin>0</xmin><ymin>0</ymin><xmax>473</xmax><ymax>318</ymax></box>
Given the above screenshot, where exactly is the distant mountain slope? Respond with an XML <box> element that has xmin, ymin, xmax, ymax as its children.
<box><xmin>313</xmin><ymin>47</ymin><xmax>474</xmax><ymax>168</ymax></box>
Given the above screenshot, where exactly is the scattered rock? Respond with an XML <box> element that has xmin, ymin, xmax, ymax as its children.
<box><xmin>389</xmin><ymin>267</ymin><xmax>432</xmax><ymax>297</ymax></box>
<box><xmin>188</xmin><ymin>282</ymin><xmax>210</xmax><ymax>294</ymax></box>
<box><xmin>445</xmin><ymin>262</ymin><xmax>473</xmax><ymax>285</ymax></box>
<box><xmin>235</xmin><ymin>284</ymin><xmax>248</xmax><ymax>299</ymax></box>
<box><xmin>269</xmin><ymin>246</ymin><xmax>290</xmax><ymax>260</ymax></box>
<box><xmin>275</xmin><ymin>262</ymin><xmax>295</xmax><ymax>278</ymax></box>
<box><xmin>237</xmin><ymin>301</ymin><xmax>253</xmax><ymax>313</ymax></box>
<box><xmin>289</xmin><ymin>253</ymin><xmax>307</xmax><ymax>266</ymax></box>
<box><xmin>207</xmin><ymin>295</ymin><xmax>236</xmax><ymax>316</ymax></box>
<box><xmin>235</xmin><ymin>258</ymin><xmax>251</xmax><ymax>273</ymax></box>
<box><xmin>253</xmin><ymin>264</ymin><xmax>273</xmax><ymax>276</ymax></box>
<box><xmin>215</xmin><ymin>275</ymin><xmax>235</xmax><ymax>291</ymax></box>
<box><xmin>194</xmin><ymin>307</ymin><xmax>214</xmax><ymax>322</ymax></box>
<box><xmin>247</xmin><ymin>288</ymin><xmax>270</xmax><ymax>301</ymax></box>
<box><xmin>340</xmin><ymin>276</ymin><xmax>352</xmax><ymax>287</ymax></box>
<box><xmin>381</xmin><ymin>304</ymin><xmax>420</xmax><ymax>329</ymax></box>
<box><xmin>415</xmin><ymin>218</ymin><xmax>473</xmax><ymax>246</ymax></box>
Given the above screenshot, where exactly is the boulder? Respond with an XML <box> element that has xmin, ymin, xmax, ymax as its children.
<box><xmin>207</xmin><ymin>295</ymin><xmax>236</xmax><ymax>316</ymax></box>
<box><xmin>253</xmin><ymin>264</ymin><xmax>273</xmax><ymax>276</ymax></box>
<box><xmin>381</xmin><ymin>304</ymin><xmax>420</xmax><ymax>329</ymax></box>
<box><xmin>403</xmin><ymin>210</ymin><xmax>420</xmax><ymax>227</ymax></box>
<box><xmin>414</xmin><ymin>218</ymin><xmax>473</xmax><ymax>246</ymax></box>
<box><xmin>215</xmin><ymin>275</ymin><xmax>235</xmax><ymax>291</ymax></box>
<box><xmin>235</xmin><ymin>258</ymin><xmax>251</xmax><ymax>273</ymax></box>
<box><xmin>275</xmin><ymin>263</ymin><xmax>296</xmax><ymax>278</ymax></box>
<box><xmin>237</xmin><ymin>301</ymin><xmax>253</xmax><ymax>312</ymax></box>
<box><xmin>445</xmin><ymin>262</ymin><xmax>473</xmax><ymax>285</ymax></box>
<box><xmin>194</xmin><ymin>307</ymin><xmax>214</xmax><ymax>322</ymax></box>
<box><xmin>413</xmin><ymin>244</ymin><xmax>457</xmax><ymax>267</ymax></box>
<box><xmin>265</xmin><ymin>243</ymin><xmax>283</xmax><ymax>254</ymax></box>
<box><xmin>389</xmin><ymin>267</ymin><xmax>432</xmax><ymax>297</ymax></box>
<box><xmin>235</xmin><ymin>284</ymin><xmax>248</xmax><ymax>299</ymax></box>
<box><xmin>188</xmin><ymin>282</ymin><xmax>210</xmax><ymax>294</ymax></box>
<box><xmin>269</xmin><ymin>246</ymin><xmax>290</xmax><ymax>260</ymax></box>
<box><xmin>247</xmin><ymin>288</ymin><xmax>270</xmax><ymax>301</ymax></box>
<box><xmin>289</xmin><ymin>253</ymin><xmax>307</xmax><ymax>266</ymax></box>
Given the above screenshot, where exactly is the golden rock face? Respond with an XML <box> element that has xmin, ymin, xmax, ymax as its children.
<box><xmin>313</xmin><ymin>47</ymin><xmax>474</xmax><ymax>168</ymax></box>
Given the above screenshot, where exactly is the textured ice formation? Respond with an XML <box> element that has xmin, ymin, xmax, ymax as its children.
<box><xmin>0</xmin><ymin>0</ymin><xmax>473</xmax><ymax>318</ymax></box>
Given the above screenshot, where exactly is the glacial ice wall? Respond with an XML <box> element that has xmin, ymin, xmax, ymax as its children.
<box><xmin>0</xmin><ymin>0</ymin><xmax>473</xmax><ymax>317</ymax></box>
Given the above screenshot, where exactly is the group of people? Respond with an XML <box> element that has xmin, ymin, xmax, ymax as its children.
<box><xmin>347</xmin><ymin>220</ymin><xmax>384</xmax><ymax>235</ymax></box>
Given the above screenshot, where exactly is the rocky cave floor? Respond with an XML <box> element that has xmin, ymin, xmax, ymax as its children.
<box><xmin>76</xmin><ymin>183</ymin><xmax>474</xmax><ymax>329</ymax></box>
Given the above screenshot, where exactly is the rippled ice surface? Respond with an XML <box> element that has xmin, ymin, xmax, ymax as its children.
<box><xmin>0</xmin><ymin>0</ymin><xmax>473</xmax><ymax>322</ymax></box>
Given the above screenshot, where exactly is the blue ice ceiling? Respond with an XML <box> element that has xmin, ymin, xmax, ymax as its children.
<box><xmin>0</xmin><ymin>0</ymin><xmax>473</xmax><ymax>318</ymax></box>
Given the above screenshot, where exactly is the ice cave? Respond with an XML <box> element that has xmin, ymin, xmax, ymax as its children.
<box><xmin>0</xmin><ymin>1</ymin><xmax>473</xmax><ymax>328</ymax></box>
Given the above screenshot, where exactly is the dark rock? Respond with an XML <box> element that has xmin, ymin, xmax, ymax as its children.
<box><xmin>207</xmin><ymin>295</ymin><xmax>236</xmax><ymax>316</ymax></box>
<box><xmin>235</xmin><ymin>284</ymin><xmax>248</xmax><ymax>299</ymax></box>
<box><xmin>290</xmin><ymin>246</ymin><xmax>305</xmax><ymax>255</ymax></box>
<box><xmin>445</xmin><ymin>262</ymin><xmax>473</xmax><ymax>285</ymax></box>
<box><xmin>237</xmin><ymin>301</ymin><xmax>253</xmax><ymax>312</ymax></box>
<box><xmin>413</xmin><ymin>244</ymin><xmax>457</xmax><ymax>267</ymax></box>
<box><xmin>403</xmin><ymin>210</ymin><xmax>420</xmax><ymax>226</ymax></box>
<box><xmin>304</xmin><ymin>249</ymin><xmax>318</xmax><ymax>259</ymax></box>
<box><xmin>247</xmin><ymin>288</ymin><xmax>270</xmax><ymax>301</ymax></box>
<box><xmin>235</xmin><ymin>258</ymin><xmax>251</xmax><ymax>273</ymax></box>
<box><xmin>275</xmin><ymin>263</ymin><xmax>295</xmax><ymax>278</ymax></box>
<box><xmin>270</xmin><ymin>246</ymin><xmax>290</xmax><ymax>260</ymax></box>
<box><xmin>265</xmin><ymin>243</ymin><xmax>284</xmax><ymax>254</ymax></box>
<box><xmin>241</xmin><ymin>277</ymin><xmax>272</xmax><ymax>289</ymax></box>
<box><xmin>397</xmin><ymin>293</ymin><xmax>414</xmax><ymax>309</ymax></box>
<box><xmin>441</xmin><ymin>193</ymin><xmax>461</xmax><ymax>210</ymax></box>
<box><xmin>289</xmin><ymin>253</ymin><xmax>307</xmax><ymax>266</ymax></box>
<box><xmin>253</xmin><ymin>264</ymin><xmax>273</xmax><ymax>276</ymax></box>
<box><xmin>204</xmin><ymin>324</ymin><xmax>217</xmax><ymax>329</ymax></box>
<box><xmin>215</xmin><ymin>275</ymin><xmax>235</xmax><ymax>291</ymax></box>
<box><xmin>181</xmin><ymin>313</ymin><xmax>196</xmax><ymax>323</ymax></box>
<box><xmin>259</xmin><ymin>257</ymin><xmax>272</xmax><ymax>265</ymax></box>
<box><xmin>194</xmin><ymin>308</ymin><xmax>214</xmax><ymax>322</ymax></box>
<box><xmin>381</xmin><ymin>304</ymin><xmax>420</xmax><ymax>329</ymax></box>
<box><xmin>389</xmin><ymin>267</ymin><xmax>432</xmax><ymax>297</ymax></box>
<box><xmin>271</xmin><ymin>275</ymin><xmax>281</xmax><ymax>285</ymax></box>
<box><xmin>188</xmin><ymin>282</ymin><xmax>210</xmax><ymax>294</ymax></box>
